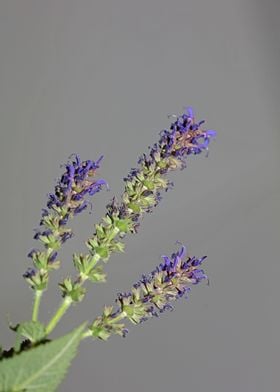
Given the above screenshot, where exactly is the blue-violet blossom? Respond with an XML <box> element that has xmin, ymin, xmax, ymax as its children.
<box><xmin>89</xmin><ymin>245</ymin><xmax>207</xmax><ymax>340</ymax></box>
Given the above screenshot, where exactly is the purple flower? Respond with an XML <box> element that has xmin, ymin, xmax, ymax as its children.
<box><xmin>46</xmin><ymin>155</ymin><xmax>107</xmax><ymax>216</ymax></box>
<box><xmin>48</xmin><ymin>251</ymin><xmax>58</xmax><ymax>263</ymax></box>
<box><xmin>106</xmin><ymin>108</ymin><xmax>216</xmax><ymax>234</ymax></box>
<box><xmin>60</xmin><ymin>231</ymin><xmax>73</xmax><ymax>243</ymax></box>
<box><xmin>27</xmin><ymin>249</ymin><xmax>40</xmax><ymax>259</ymax></box>
<box><xmin>25</xmin><ymin>154</ymin><xmax>107</xmax><ymax>287</ymax></box>
<box><xmin>23</xmin><ymin>268</ymin><xmax>36</xmax><ymax>279</ymax></box>
<box><xmin>188</xmin><ymin>269</ymin><xmax>207</xmax><ymax>284</ymax></box>
<box><xmin>90</xmin><ymin>244</ymin><xmax>208</xmax><ymax>339</ymax></box>
<box><xmin>33</xmin><ymin>155</ymin><xmax>107</xmax><ymax>246</ymax></box>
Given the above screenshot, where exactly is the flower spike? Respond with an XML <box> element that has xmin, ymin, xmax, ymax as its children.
<box><xmin>24</xmin><ymin>154</ymin><xmax>107</xmax><ymax>291</ymax></box>
<box><xmin>88</xmin><ymin>245</ymin><xmax>207</xmax><ymax>340</ymax></box>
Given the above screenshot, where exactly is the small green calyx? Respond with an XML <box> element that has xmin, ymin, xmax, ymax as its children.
<box><xmin>86</xmin><ymin>221</ymin><xmax>125</xmax><ymax>262</ymax></box>
<box><xmin>142</xmin><ymin>179</ymin><xmax>155</xmax><ymax>190</ymax></box>
<box><xmin>114</xmin><ymin>217</ymin><xmax>134</xmax><ymax>234</ymax></box>
<box><xmin>24</xmin><ymin>270</ymin><xmax>49</xmax><ymax>291</ymax></box>
<box><xmin>127</xmin><ymin>202</ymin><xmax>141</xmax><ymax>213</ymax></box>
<box><xmin>38</xmin><ymin>234</ymin><xmax>61</xmax><ymax>250</ymax></box>
<box><xmin>95</xmin><ymin>246</ymin><xmax>109</xmax><ymax>259</ymax></box>
<box><xmin>90</xmin><ymin>324</ymin><xmax>111</xmax><ymax>341</ymax></box>
<box><xmin>88</xmin><ymin>306</ymin><xmax>126</xmax><ymax>340</ymax></box>
<box><xmin>29</xmin><ymin>250</ymin><xmax>61</xmax><ymax>271</ymax></box>
<box><xmin>122</xmin><ymin>303</ymin><xmax>146</xmax><ymax>324</ymax></box>
<box><xmin>29</xmin><ymin>251</ymin><xmax>49</xmax><ymax>270</ymax></box>
<box><xmin>87</xmin><ymin>265</ymin><xmax>106</xmax><ymax>283</ymax></box>
<box><xmin>73</xmin><ymin>253</ymin><xmax>91</xmax><ymax>274</ymax></box>
<box><xmin>59</xmin><ymin>278</ymin><xmax>86</xmax><ymax>302</ymax></box>
<box><xmin>40</xmin><ymin>212</ymin><xmax>60</xmax><ymax>231</ymax></box>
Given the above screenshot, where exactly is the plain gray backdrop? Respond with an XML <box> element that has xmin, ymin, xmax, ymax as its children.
<box><xmin>0</xmin><ymin>1</ymin><xmax>279</xmax><ymax>391</ymax></box>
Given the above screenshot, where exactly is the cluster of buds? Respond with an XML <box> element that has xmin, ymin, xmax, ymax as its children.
<box><xmin>23</xmin><ymin>155</ymin><xmax>107</xmax><ymax>291</ymax></box>
<box><xmin>63</xmin><ymin>109</ymin><xmax>215</xmax><ymax>297</ymax></box>
<box><xmin>88</xmin><ymin>245</ymin><xmax>207</xmax><ymax>340</ymax></box>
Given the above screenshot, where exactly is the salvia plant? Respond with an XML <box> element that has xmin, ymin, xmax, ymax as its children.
<box><xmin>0</xmin><ymin>108</ymin><xmax>216</xmax><ymax>391</ymax></box>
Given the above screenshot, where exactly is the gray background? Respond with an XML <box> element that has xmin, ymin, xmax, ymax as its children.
<box><xmin>0</xmin><ymin>1</ymin><xmax>279</xmax><ymax>391</ymax></box>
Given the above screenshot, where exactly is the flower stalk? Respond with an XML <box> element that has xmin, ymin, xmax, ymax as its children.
<box><xmin>31</xmin><ymin>290</ymin><xmax>43</xmax><ymax>322</ymax></box>
<box><xmin>45</xmin><ymin>296</ymin><xmax>73</xmax><ymax>335</ymax></box>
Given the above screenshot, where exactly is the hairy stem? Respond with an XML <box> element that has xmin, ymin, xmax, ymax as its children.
<box><xmin>45</xmin><ymin>296</ymin><xmax>73</xmax><ymax>335</ymax></box>
<box><xmin>32</xmin><ymin>290</ymin><xmax>43</xmax><ymax>322</ymax></box>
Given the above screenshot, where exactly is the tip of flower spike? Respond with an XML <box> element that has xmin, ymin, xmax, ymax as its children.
<box><xmin>177</xmin><ymin>244</ymin><xmax>187</xmax><ymax>259</ymax></box>
<box><xmin>95</xmin><ymin>155</ymin><xmax>104</xmax><ymax>167</ymax></box>
<box><xmin>40</xmin><ymin>153</ymin><xmax>108</xmax><ymax>219</ymax></box>
<box><xmin>206</xmin><ymin>130</ymin><xmax>217</xmax><ymax>137</ymax></box>
<box><xmin>67</xmin><ymin>153</ymin><xmax>81</xmax><ymax>167</ymax></box>
<box><xmin>185</xmin><ymin>106</ymin><xmax>194</xmax><ymax>119</ymax></box>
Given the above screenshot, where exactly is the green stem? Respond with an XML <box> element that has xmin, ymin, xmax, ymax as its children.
<box><xmin>86</xmin><ymin>253</ymin><xmax>101</xmax><ymax>274</ymax></box>
<box><xmin>81</xmin><ymin>330</ymin><xmax>92</xmax><ymax>339</ymax></box>
<box><xmin>32</xmin><ymin>290</ymin><xmax>43</xmax><ymax>322</ymax></box>
<box><xmin>107</xmin><ymin>312</ymin><xmax>125</xmax><ymax>324</ymax></box>
<box><xmin>45</xmin><ymin>296</ymin><xmax>73</xmax><ymax>335</ymax></box>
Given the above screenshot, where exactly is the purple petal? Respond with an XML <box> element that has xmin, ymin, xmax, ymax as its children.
<box><xmin>186</xmin><ymin>106</ymin><xmax>194</xmax><ymax>118</ymax></box>
<box><xmin>206</xmin><ymin>130</ymin><xmax>217</xmax><ymax>137</ymax></box>
<box><xmin>177</xmin><ymin>245</ymin><xmax>187</xmax><ymax>259</ymax></box>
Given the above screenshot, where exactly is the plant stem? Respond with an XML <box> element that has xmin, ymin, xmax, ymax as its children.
<box><xmin>107</xmin><ymin>312</ymin><xmax>125</xmax><ymax>324</ymax></box>
<box><xmin>45</xmin><ymin>296</ymin><xmax>73</xmax><ymax>335</ymax></box>
<box><xmin>32</xmin><ymin>290</ymin><xmax>43</xmax><ymax>322</ymax></box>
<box><xmin>45</xmin><ymin>253</ymin><xmax>103</xmax><ymax>335</ymax></box>
<box><xmin>81</xmin><ymin>330</ymin><xmax>92</xmax><ymax>339</ymax></box>
<box><xmin>86</xmin><ymin>253</ymin><xmax>101</xmax><ymax>274</ymax></box>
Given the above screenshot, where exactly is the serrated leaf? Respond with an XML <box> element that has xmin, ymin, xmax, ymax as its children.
<box><xmin>17</xmin><ymin>321</ymin><xmax>46</xmax><ymax>344</ymax></box>
<box><xmin>12</xmin><ymin>321</ymin><xmax>46</xmax><ymax>352</ymax></box>
<box><xmin>0</xmin><ymin>323</ymin><xmax>85</xmax><ymax>392</ymax></box>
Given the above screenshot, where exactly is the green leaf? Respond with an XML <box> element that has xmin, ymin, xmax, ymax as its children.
<box><xmin>11</xmin><ymin>321</ymin><xmax>46</xmax><ymax>353</ymax></box>
<box><xmin>16</xmin><ymin>321</ymin><xmax>46</xmax><ymax>344</ymax></box>
<box><xmin>0</xmin><ymin>324</ymin><xmax>85</xmax><ymax>392</ymax></box>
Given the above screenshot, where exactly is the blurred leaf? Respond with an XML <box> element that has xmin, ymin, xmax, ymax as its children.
<box><xmin>16</xmin><ymin>321</ymin><xmax>46</xmax><ymax>344</ymax></box>
<box><xmin>0</xmin><ymin>323</ymin><xmax>85</xmax><ymax>392</ymax></box>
